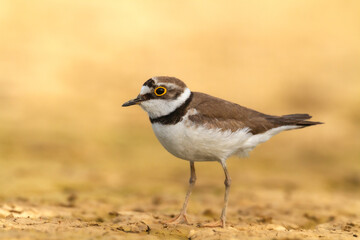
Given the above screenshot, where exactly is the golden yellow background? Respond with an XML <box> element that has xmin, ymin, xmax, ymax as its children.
<box><xmin>1</xmin><ymin>0</ymin><xmax>359</xmax><ymax>201</ymax></box>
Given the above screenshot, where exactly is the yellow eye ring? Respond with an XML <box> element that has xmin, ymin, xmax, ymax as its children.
<box><xmin>154</xmin><ymin>86</ymin><xmax>167</xmax><ymax>96</ymax></box>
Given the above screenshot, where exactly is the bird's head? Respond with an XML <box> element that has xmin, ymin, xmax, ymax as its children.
<box><xmin>122</xmin><ymin>76</ymin><xmax>191</xmax><ymax>119</ymax></box>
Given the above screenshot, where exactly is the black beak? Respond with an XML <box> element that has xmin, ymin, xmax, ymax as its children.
<box><xmin>122</xmin><ymin>95</ymin><xmax>143</xmax><ymax>107</ymax></box>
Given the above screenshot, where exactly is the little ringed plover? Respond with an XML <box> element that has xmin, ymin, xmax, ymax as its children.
<box><xmin>122</xmin><ymin>76</ymin><xmax>322</xmax><ymax>228</ymax></box>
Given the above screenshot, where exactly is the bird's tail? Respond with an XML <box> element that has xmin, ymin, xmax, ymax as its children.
<box><xmin>267</xmin><ymin>113</ymin><xmax>323</xmax><ymax>128</ymax></box>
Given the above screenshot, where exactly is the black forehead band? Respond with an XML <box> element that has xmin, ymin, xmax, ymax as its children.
<box><xmin>143</xmin><ymin>79</ymin><xmax>155</xmax><ymax>88</ymax></box>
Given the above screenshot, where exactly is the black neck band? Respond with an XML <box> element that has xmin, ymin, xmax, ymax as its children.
<box><xmin>149</xmin><ymin>93</ymin><xmax>193</xmax><ymax>125</ymax></box>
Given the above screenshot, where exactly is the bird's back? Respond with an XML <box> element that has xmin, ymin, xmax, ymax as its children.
<box><xmin>187</xmin><ymin>92</ymin><xmax>322</xmax><ymax>134</ymax></box>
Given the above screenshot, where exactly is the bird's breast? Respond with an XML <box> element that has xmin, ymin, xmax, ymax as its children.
<box><xmin>151</xmin><ymin>118</ymin><xmax>252</xmax><ymax>162</ymax></box>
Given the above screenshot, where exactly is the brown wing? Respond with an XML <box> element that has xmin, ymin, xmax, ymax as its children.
<box><xmin>187</xmin><ymin>92</ymin><xmax>322</xmax><ymax>134</ymax></box>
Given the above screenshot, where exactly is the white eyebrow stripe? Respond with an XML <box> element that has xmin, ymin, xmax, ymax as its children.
<box><xmin>159</xmin><ymin>83</ymin><xmax>177</xmax><ymax>89</ymax></box>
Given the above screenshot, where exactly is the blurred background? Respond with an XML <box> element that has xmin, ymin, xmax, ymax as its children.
<box><xmin>0</xmin><ymin>0</ymin><xmax>359</xmax><ymax>203</ymax></box>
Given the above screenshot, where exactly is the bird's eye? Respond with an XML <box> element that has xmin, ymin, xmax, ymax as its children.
<box><xmin>154</xmin><ymin>86</ymin><xmax>167</xmax><ymax>96</ymax></box>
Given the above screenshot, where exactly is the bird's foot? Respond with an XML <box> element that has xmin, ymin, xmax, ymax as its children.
<box><xmin>164</xmin><ymin>213</ymin><xmax>191</xmax><ymax>225</ymax></box>
<box><xmin>199</xmin><ymin>219</ymin><xmax>225</xmax><ymax>228</ymax></box>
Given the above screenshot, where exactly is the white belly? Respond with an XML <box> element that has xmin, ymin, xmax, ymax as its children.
<box><xmin>151</xmin><ymin>119</ymin><xmax>253</xmax><ymax>162</ymax></box>
<box><xmin>151</xmin><ymin>118</ymin><xmax>299</xmax><ymax>162</ymax></box>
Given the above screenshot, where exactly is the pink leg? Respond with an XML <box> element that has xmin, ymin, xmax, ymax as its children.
<box><xmin>201</xmin><ymin>161</ymin><xmax>231</xmax><ymax>228</ymax></box>
<box><xmin>167</xmin><ymin>161</ymin><xmax>196</xmax><ymax>225</ymax></box>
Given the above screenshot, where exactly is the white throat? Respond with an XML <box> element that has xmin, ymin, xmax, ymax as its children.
<box><xmin>140</xmin><ymin>88</ymin><xmax>191</xmax><ymax>119</ymax></box>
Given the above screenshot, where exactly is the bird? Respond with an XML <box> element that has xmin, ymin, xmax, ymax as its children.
<box><xmin>122</xmin><ymin>76</ymin><xmax>322</xmax><ymax>228</ymax></box>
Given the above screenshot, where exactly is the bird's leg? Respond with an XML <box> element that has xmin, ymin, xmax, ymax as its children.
<box><xmin>220</xmin><ymin>161</ymin><xmax>231</xmax><ymax>227</ymax></box>
<box><xmin>167</xmin><ymin>161</ymin><xmax>196</xmax><ymax>225</ymax></box>
<box><xmin>201</xmin><ymin>161</ymin><xmax>231</xmax><ymax>228</ymax></box>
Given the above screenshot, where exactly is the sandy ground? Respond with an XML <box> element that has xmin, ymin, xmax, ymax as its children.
<box><xmin>1</xmin><ymin>128</ymin><xmax>359</xmax><ymax>240</ymax></box>
<box><xmin>1</xmin><ymin>187</ymin><xmax>359</xmax><ymax>240</ymax></box>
